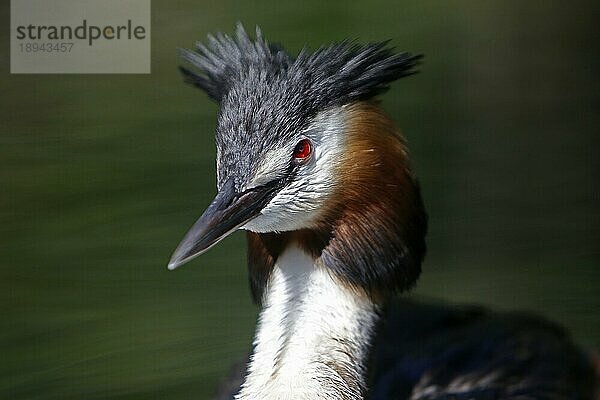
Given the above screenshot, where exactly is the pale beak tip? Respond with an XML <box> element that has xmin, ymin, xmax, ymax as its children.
<box><xmin>167</xmin><ymin>256</ymin><xmax>184</xmax><ymax>271</ymax></box>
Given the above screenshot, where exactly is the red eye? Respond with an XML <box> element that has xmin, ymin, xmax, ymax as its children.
<box><xmin>293</xmin><ymin>139</ymin><xmax>312</xmax><ymax>161</ymax></box>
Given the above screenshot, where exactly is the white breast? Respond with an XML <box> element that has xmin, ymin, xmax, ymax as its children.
<box><xmin>236</xmin><ymin>245</ymin><xmax>379</xmax><ymax>400</ymax></box>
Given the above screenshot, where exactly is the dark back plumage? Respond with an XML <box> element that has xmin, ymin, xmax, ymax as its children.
<box><xmin>211</xmin><ymin>300</ymin><xmax>598</xmax><ymax>400</ymax></box>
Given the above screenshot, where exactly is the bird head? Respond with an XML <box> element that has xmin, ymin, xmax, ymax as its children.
<box><xmin>169</xmin><ymin>24</ymin><xmax>427</xmax><ymax>301</ymax></box>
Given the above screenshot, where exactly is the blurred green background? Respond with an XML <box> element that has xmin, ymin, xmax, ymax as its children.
<box><xmin>1</xmin><ymin>1</ymin><xmax>598</xmax><ymax>398</ymax></box>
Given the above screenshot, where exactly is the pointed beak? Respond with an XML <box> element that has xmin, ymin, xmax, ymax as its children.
<box><xmin>167</xmin><ymin>178</ymin><xmax>282</xmax><ymax>270</ymax></box>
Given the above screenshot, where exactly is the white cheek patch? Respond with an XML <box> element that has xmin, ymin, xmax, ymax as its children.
<box><xmin>243</xmin><ymin>107</ymin><xmax>347</xmax><ymax>233</ymax></box>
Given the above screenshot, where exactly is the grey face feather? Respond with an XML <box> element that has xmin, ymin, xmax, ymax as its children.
<box><xmin>179</xmin><ymin>23</ymin><xmax>422</xmax><ymax>192</ymax></box>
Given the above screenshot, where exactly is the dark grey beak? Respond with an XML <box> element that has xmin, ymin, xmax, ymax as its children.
<box><xmin>167</xmin><ymin>178</ymin><xmax>282</xmax><ymax>270</ymax></box>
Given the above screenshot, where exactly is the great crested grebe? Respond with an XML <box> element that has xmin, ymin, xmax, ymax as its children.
<box><xmin>168</xmin><ymin>24</ymin><xmax>598</xmax><ymax>400</ymax></box>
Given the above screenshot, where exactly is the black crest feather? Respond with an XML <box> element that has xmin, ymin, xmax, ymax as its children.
<box><xmin>179</xmin><ymin>23</ymin><xmax>422</xmax><ymax>106</ymax></box>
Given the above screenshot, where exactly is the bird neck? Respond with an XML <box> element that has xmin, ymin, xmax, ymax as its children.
<box><xmin>236</xmin><ymin>244</ymin><xmax>380</xmax><ymax>400</ymax></box>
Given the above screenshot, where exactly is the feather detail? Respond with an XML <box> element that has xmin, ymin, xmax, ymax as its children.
<box><xmin>179</xmin><ymin>23</ymin><xmax>422</xmax><ymax>106</ymax></box>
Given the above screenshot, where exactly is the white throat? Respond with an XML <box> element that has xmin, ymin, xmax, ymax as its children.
<box><xmin>236</xmin><ymin>245</ymin><xmax>380</xmax><ymax>400</ymax></box>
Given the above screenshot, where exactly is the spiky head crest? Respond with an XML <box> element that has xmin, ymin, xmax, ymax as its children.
<box><xmin>179</xmin><ymin>24</ymin><xmax>422</xmax><ymax>193</ymax></box>
<box><xmin>180</xmin><ymin>23</ymin><xmax>421</xmax><ymax>105</ymax></box>
<box><xmin>181</xmin><ymin>23</ymin><xmax>422</xmax><ymax>105</ymax></box>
